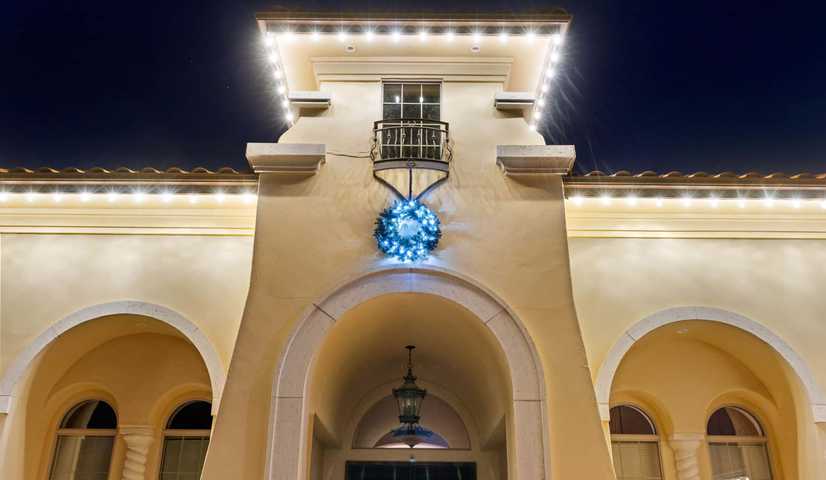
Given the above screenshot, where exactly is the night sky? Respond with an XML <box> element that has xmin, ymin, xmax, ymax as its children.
<box><xmin>2</xmin><ymin>1</ymin><xmax>825</xmax><ymax>174</ymax></box>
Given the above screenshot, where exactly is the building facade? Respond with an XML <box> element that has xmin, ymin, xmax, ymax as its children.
<box><xmin>1</xmin><ymin>9</ymin><xmax>825</xmax><ymax>480</ymax></box>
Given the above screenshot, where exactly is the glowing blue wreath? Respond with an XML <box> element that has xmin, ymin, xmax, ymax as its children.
<box><xmin>374</xmin><ymin>199</ymin><xmax>441</xmax><ymax>262</ymax></box>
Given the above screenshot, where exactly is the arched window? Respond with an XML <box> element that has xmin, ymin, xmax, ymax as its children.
<box><xmin>609</xmin><ymin>405</ymin><xmax>662</xmax><ymax>480</ymax></box>
<box><xmin>48</xmin><ymin>400</ymin><xmax>117</xmax><ymax>480</ymax></box>
<box><xmin>707</xmin><ymin>406</ymin><xmax>772</xmax><ymax>480</ymax></box>
<box><xmin>159</xmin><ymin>401</ymin><xmax>212</xmax><ymax>479</ymax></box>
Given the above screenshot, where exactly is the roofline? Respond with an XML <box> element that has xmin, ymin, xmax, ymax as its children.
<box><xmin>255</xmin><ymin>9</ymin><xmax>572</xmax><ymax>25</ymax></box>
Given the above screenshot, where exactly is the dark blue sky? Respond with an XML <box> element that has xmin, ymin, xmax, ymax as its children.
<box><xmin>2</xmin><ymin>1</ymin><xmax>824</xmax><ymax>174</ymax></box>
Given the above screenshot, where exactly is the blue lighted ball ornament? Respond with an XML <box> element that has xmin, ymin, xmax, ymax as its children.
<box><xmin>374</xmin><ymin>199</ymin><xmax>441</xmax><ymax>262</ymax></box>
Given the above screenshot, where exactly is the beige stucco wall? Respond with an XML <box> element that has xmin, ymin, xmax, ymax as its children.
<box><xmin>202</xmin><ymin>79</ymin><xmax>615</xmax><ymax>480</ymax></box>
<box><xmin>569</xmin><ymin>237</ymin><xmax>826</xmax><ymax>478</ymax></box>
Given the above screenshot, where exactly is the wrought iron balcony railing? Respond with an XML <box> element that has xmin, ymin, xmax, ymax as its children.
<box><xmin>371</xmin><ymin>119</ymin><xmax>452</xmax><ymax>172</ymax></box>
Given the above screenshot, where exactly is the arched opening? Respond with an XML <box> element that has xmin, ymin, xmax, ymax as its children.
<box><xmin>707</xmin><ymin>406</ymin><xmax>772</xmax><ymax>480</ymax></box>
<box><xmin>160</xmin><ymin>400</ymin><xmax>213</xmax><ymax>478</ymax></box>
<box><xmin>307</xmin><ymin>293</ymin><xmax>510</xmax><ymax>479</ymax></box>
<box><xmin>267</xmin><ymin>268</ymin><xmax>547</xmax><ymax>480</ymax></box>
<box><xmin>10</xmin><ymin>313</ymin><xmax>213</xmax><ymax>479</ymax></box>
<box><xmin>609</xmin><ymin>320</ymin><xmax>799</xmax><ymax>479</ymax></box>
<box><xmin>48</xmin><ymin>399</ymin><xmax>117</xmax><ymax>480</ymax></box>
<box><xmin>608</xmin><ymin>405</ymin><xmax>662</xmax><ymax>480</ymax></box>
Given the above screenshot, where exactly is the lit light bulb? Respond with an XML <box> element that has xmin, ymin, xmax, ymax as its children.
<box><xmin>214</xmin><ymin>191</ymin><xmax>226</xmax><ymax>203</ymax></box>
<box><xmin>133</xmin><ymin>191</ymin><xmax>145</xmax><ymax>204</ymax></box>
<box><xmin>311</xmin><ymin>30</ymin><xmax>320</xmax><ymax>42</ymax></box>
<box><xmin>738</xmin><ymin>198</ymin><xmax>746</xmax><ymax>209</ymax></box>
<box><xmin>552</xmin><ymin>33</ymin><xmax>564</xmax><ymax>45</ymax></box>
<box><xmin>338</xmin><ymin>30</ymin><xmax>347</xmax><ymax>42</ymax></box>
<box><xmin>655</xmin><ymin>197</ymin><xmax>664</xmax><ymax>207</ymax></box>
<box><xmin>545</xmin><ymin>68</ymin><xmax>556</xmax><ymax>79</ymax></box>
<box><xmin>419</xmin><ymin>29</ymin><xmax>428</xmax><ymax>41</ymax></box>
<box><xmin>763</xmin><ymin>197</ymin><xmax>775</xmax><ymax>208</ymax></box>
<box><xmin>821</xmin><ymin>199</ymin><xmax>826</xmax><ymax>210</ymax></box>
<box><xmin>681</xmin><ymin>197</ymin><xmax>693</xmax><ymax>207</ymax></box>
<box><xmin>282</xmin><ymin>30</ymin><xmax>294</xmax><ymax>42</ymax></box>
<box><xmin>365</xmin><ymin>29</ymin><xmax>374</xmax><ymax>42</ymax></box>
<box><xmin>161</xmin><ymin>191</ymin><xmax>173</xmax><ymax>203</ymax></box>
<box><xmin>285</xmin><ymin>111</ymin><xmax>295</xmax><ymax>122</ymax></box>
<box><xmin>263</xmin><ymin>34</ymin><xmax>274</xmax><ymax>47</ymax></box>
<box><xmin>541</xmin><ymin>83</ymin><xmax>549</xmax><ymax>93</ymax></box>
<box><xmin>189</xmin><ymin>193</ymin><xmax>199</xmax><ymax>204</ymax></box>
<box><xmin>446</xmin><ymin>30</ymin><xmax>455</xmax><ymax>42</ymax></box>
<box><xmin>600</xmin><ymin>195</ymin><xmax>612</xmax><ymax>206</ymax></box>
<box><xmin>52</xmin><ymin>191</ymin><xmax>63</xmax><ymax>203</ymax></box>
<box><xmin>526</xmin><ymin>30</ymin><xmax>536</xmax><ymax>41</ymax></box>
<box><xmin>392</xmin><ymin>30</ymin><xmax>401</xmax><ymax>42</ymax></box>
<box><xmin>107</xmin><ymin>191</ymin><xmax>119</xmax><ymax>203</ymax></box>
<box><xmin>25</xmin><ymin>191</ymin><xmax>36</xmax><ymax>202</ymax></box>
<box><xmin>533</xmin><ymin>110</ymin><xmax>541</xmax><ymax>119</ymax></box>
<box><xmin>79</xmin><ymin>191</ymin><xmax>91</xmax><ymax>203</ymax></box>
<box><xmin>499</xmin><ymin>31</ymin><xmax>508</xmax><ymax>43</ymax></box>
<box><xmin>281</xmin><ymin>98</ymin><xmax>290</xmax><ymax>108</ymax></box>
<box><xmin>472</xmin><ymin>31</ymin><xmax>481</xmax><ymax>43</ymax></box>
<box><xmin>273</xmin><ymin>68</ymin><xmax>282</xmax><ymax>79</ymax></box>
<box><xmin>550</xmin><ymin>51</ymin><xmax>561</xmax><ymax>63</ymax></box>
<box><xmin>537</xmin><ymin>97</ymin><xmax>546</xmax><ymax>107</ymax></box>
<box><xmin>242</xmin><ymin>191</ymin><xmax>256</xmax><ymax>204</ymax></box>
<box><xmin>528</xmin><ymin>123</ymin><xmax>536</xmax><ymax>131</ymax></box>
<box><xmin>277</xmin><ymin>84</ymin><xmax>286</xmax><ymax>94</ymax></box>
<box><xmin>572</xmin><ymin>195</ymin><xmax>584</xmax><ymax>206</ymax></box>
<box><xmin>0</xmin><ymin>192</ymin><xmax>8</xmax><ymax>202</ymax></box>
<box><xmin>268</xmin><ymin>53</ymin><xmax>278</xmax><ymax>64</ymax></box>
<box><xmin>709</xmin><ymin>197</ymin><xmax>719</xmax><ymax>208</ymax></box>
<box><xmin>626</xmin><ymin>195</ymin><xmax>638</xmax><ymax>206</ymax></box>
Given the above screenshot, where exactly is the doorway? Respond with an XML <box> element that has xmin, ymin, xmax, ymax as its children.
<box><xmin>345</xmin><ymin>461</ymin><xmax>476</xmax><ymax>480</ymax></box>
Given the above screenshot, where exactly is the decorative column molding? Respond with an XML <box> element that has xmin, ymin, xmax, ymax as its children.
<box><xmin>119</xmin><ymin>425</ymin><xmax>155</xmax><ymax>480</ymax></box>
<box><xmin>669</xmin><ymin>433</ymin><xmax>704</xmax><ymax>480</ymax></box>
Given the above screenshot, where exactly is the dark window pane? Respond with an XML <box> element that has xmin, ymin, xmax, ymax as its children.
<box><xmin>609</xmin><ymin>406</ymin><xmax>655</xmax><ymax>435</ymax></box>
<box><xmin>383</xmin><ymin>104</ymin><xmax>401</xmax><ymax>120</ymax></box>
<box><xmin>383</xmin><ymin>84</ymin><xmax>402</xmax><ymax>103</ymax></box>
<box><xmin>421</xmin><ymin>84</ymin><xmax>440</xmax><ymax>103</ymax></box>
<box><xmin>422</xmin><ymin>105</ymin><xmax>440</xmax><ymax>121</ymax></box>
<box><xmin>403</xmin><ymin>83</ymin><xmax>421</xmax><ymax>103</ymax></box>
<box><xmin>403</xmin><ymin>104</ymin><xmax>421</xmax><ymax>119</ymax></box>
<box><xmin>707</xmin><ymin>407</ymin><xmax>762</xmax><ymax>436</ymax></box>
<box><xmin>168</xmin><ymin>401</ymin><xmax>212</xmax><ymax>430</ymax></box>
<box><xmin>61</xmin><ymin>401</ymin><xmax>117</xmax><ymax>429</ymax></box>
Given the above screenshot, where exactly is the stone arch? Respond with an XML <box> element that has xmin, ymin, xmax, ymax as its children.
<box><xmin>0</xmin><ymin>300</ymin><xmax>225</xmax><ymax>414</ymax></box>
<box><xmin>265</xmin><ymin>267</ymin><xmax>548</xmax><ymax>480</ymax></box>
<box><xmin>594</xmin><ymin>306</ymin><xmax>826</xmax><ymax>423</ymax></box>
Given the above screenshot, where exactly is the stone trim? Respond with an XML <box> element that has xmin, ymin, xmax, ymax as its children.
<box><xmin>496</xmin><ymin>145</ymin><xmax>576</xmax><ymax>175</ymax></box>
<box><xmin>594</xmin><ymin>306</ymin><xmax>826</xmax><ymax>423</ymax></box>
<box><xmin>0</xmin><ymin>301</ymin><xmax>225</xmax><ymax>414</ymax></box>
<box><xmin>246</xmin><ymin>143</ymin><xmax>326</xmax><ymax>174</ymax></box>
<box><xmin>265</xmin><ymin>267</ymin><xmax>549</xmax><ymax>480</ymax></box>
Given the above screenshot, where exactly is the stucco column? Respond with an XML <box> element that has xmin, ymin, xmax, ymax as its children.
<box><xmin>119</xmin><ymin>426</ymin><xmax>155</xmax><ymax>480</ymax></box>
<box><xmin>669</xmin><ymin>433</ymin><xmax>704</xmax><ymax>480</ymax></box>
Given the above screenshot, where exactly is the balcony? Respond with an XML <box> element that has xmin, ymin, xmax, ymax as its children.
<box><xmin>371</xmin><ymin>119</ymin><xmax>452</xmax><ymax>172</ymax></box>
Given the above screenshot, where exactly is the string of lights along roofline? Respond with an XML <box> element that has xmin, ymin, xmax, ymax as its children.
<box><xmin>567</xmin><ymin>193</ymin><xmax>826</xmax><ymax>210</ymax></box>
<box><xmin>0</xmin><ymin>190</ymin><xmax>257</xmax><ymax>205</ymax></box>
<box><xmin>260</xmin><ymin>26</ymin><xmax>565</xmax><ymax>128</ymax></box>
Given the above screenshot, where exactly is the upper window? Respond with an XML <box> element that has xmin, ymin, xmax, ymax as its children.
<box><xmin>707</xmin><ymin>407</ymin><xmax>772</xmax><ymax>480</ymax></box>
<box><xmin>49</xmin><ymin>400</ymin><xmax>117</xmax><ymax>480</ymax></box>
<box><xmin>382</xmin><ymin>83</ymin><xmax>440</xmax><ymax>121</ymax></box>
<box><xmin>609</xmin><ymin>405</ymin><xmax>662</xmax><ymax>480</ymax></box>
<box><xmin>159</xmin><ymin>401</ymin><xmax>212</xmax><ymax>480</ymax></box>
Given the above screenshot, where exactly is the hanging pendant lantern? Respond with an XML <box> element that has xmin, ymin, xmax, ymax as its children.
<box><xmin>393</xmin><ymin>345</ymin><xmax>427</xmax><ymax>427</ymax></box>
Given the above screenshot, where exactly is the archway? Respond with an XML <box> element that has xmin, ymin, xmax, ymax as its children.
<box><xmin>266</xmin><ymin>268</ymin><xmax>548</xmax><ymax>480</ymax></box>
<box><xmin>0</xmin><ymin>301</ymin><xmax>225</xmax><ymax>413</ymax></box>
<box><xmin>594</xmin><ymin>306</ymin><xmax>826</xmax><ymax>423</ymax></box>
